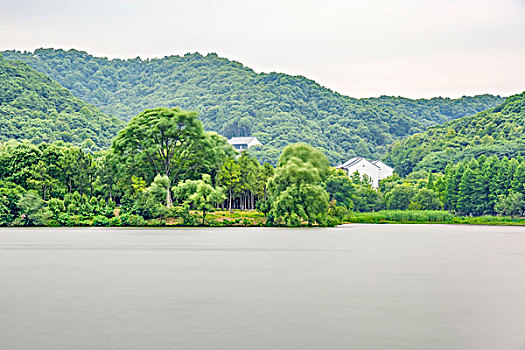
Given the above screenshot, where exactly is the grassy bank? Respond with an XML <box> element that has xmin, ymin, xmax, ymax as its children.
<box><xmin>203</xmin><ymin>210</ymin><xmax>266</xmax><ymax>226</ymax></box>
<box><xmin>344</xmin><ymin>210</ymin><xmax>525</xmax><ymax>226</ymax></box>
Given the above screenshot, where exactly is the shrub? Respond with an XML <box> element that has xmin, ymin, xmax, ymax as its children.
<box><xmin>119</xmin><ymin>213</ymin><xmax>146</xmax><ymax>226</ymax></box>
<box><xmin>147</xmin><ymin>218</ymin><xmax>165</xmax><ymax>226</ymax></box>
<box><xmin>326</xmin><ymin>216</ymin><xmax>342</xmax><ymax>227</ymax></box>
<box><xmin>108</xmin><ymin>216</ymin><xmax>121</xmax><ymax>226</ymax></box>
<box><xmin>92</xmin><ymin>215</ymin><xmax>109</xmax><ymax>226</ymax></box>
<box><xmin>169</xmin><ymin>205</ymin><xmax>197</xmax><ymax>226</ymax></box>
<box><xmin>17</xmin><ymin>191</ymin><xmax>52</xmax><ymax>226</ymax></box>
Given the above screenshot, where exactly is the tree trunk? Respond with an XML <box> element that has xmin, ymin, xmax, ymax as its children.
<box><xmin>228</xmin><ymin>189</ymin><xmax>232</xmax><ymax>212</ymax></box>
<box><xmin>166</xmin><ymin>186</ymin><xmax>173</xmax><ymax>207</ymax></box>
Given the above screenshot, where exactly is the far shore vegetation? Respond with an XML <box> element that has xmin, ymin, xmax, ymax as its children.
<box><xmin>1</xmin><ymin>106</ymin><xmax>524</xmax><ymax>228</ymax></box>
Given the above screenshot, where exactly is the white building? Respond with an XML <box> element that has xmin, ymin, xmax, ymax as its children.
<box><xmin>227</xmin><ymin>137</ymin><xmax>262</xmax><ymax>151</ymax></box>
<box><xmin>371</xmin><ymin>160</ymin><xmax>394</xmax><ymax>182</ymax></box>
<box><xmin>336</xmin><ymin>157</ymin><xmax>394</xmax><ymax>188</ymax></box>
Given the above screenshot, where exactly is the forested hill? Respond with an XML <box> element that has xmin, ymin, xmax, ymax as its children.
<box><xmin>1</xmin><ymin>49</ymin><xmax>504</xmax><ymax>164</ymax></box>
<box><xmin>0</xmin><ymin>56</ymin><xmax>124</xmax><ymax>151</ymax></box>
<box><xmin>384</xmin><ymin>91</ymin><xmax>525</xmax><ymax>175</ymax></box>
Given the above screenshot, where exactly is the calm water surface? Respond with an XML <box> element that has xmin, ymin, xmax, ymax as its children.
<box><xmin>1</xmin><ymin>224</ymin><xmax>524</xmax><ymax>350</ymax></box>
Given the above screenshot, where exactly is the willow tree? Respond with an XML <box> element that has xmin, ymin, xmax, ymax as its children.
<box><xmin>112</xmin><ymin>107</ymin><xmax>231</xmax><ymax>206</ymax></box>
<box><xmin>268</xmin><ymin>143</ymin><xmax>330</xmax><ymax>226</ymax></box>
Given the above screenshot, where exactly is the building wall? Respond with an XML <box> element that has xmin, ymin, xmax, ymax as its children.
<box><xmin>247</xmin><ymin>139</ymin><xmax>262</xmax><ymax>147</ymax></box>
<box><xmin>346</xmin><ymin>159</ymin><xmax>380</xmax><ymax>188</ymax></box>
<box><xmin>376</xmin><ymin>164</ymin><xmax>394</xmax><ymax>180</ymax></box>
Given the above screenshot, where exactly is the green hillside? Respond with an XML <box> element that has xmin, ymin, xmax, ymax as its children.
<box><xmin>384</xmin><ymin>92</ymin><xmax>525</xmax><ymax>175</ymax></box>
<box><xmin>0</xmin><ymin>56</ymin><xmax>124</xmax><ymax>151</ymax></box>
<box><xmin>1</xmin><ymin>49</ymin><xmax>504</xmax><ymax>164</ymax></box>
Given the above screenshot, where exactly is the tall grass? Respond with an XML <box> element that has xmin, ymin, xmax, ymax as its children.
<box><xmin>344</xmin><ymin>210</ymin><xmax>525</xmax><ymax>225</ymax></box>
<box><xmin>345</xmin><ymin>210</ymin><xmax>454</xmax><ymax>223</ymax></box>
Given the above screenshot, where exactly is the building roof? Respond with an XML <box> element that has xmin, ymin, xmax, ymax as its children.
<box><xmin>227</xmin><ymin>137</ymin><xmax>259</xmax><ymax>145</ymax></box>
<box><xmin>371</xmin><ymin>160</ymin><xmax>393</xmax><ymax>170</ymax></box>
<box><xmin>337</xmin><ymin>157</ymin><xmax>379</xmax><ymax>169</ymax></box>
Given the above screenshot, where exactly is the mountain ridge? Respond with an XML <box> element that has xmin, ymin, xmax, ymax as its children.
<box><xmin>0</xmin><ymin>55</ymin><xmax>124</xmax><ymax>150</ymax></box>
<box><xmin>1</xmin><ymin>48</ymin><xmax>505</xmax><ymax>164</ymax></box>
<box><xmin>383</xmin><ymin>91</ymin><xmax>525</xmax><ymax>175</ymax></box>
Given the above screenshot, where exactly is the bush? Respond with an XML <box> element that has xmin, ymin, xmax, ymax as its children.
<box><xmin>147</xmin><ymin>219</ymin><xmax>165</xmax><ymax>226</ymax></box>
<box><xmin>329</xmin><ymin>205</ymin><xmax>350</xmax><ymax>221</ymax></box>
<box><xmin>119</xmin><ymin>213</ymin><xmax>146</xmax><ymax>226</ymax></box>
<box><xmin>92</xmin><ymin>215</ymin><xmax>109</xmax><ymax>226</ymax></box>
<box><xmin>323</xmin><ymin>215</ymin><xmax>342</xmax><ymax>227</ymax></box>
<box><xmin>169</xmin><ymin>205</ymin><xmax>197</xmax><ymax>226</ymax></box>
<box><xmin>48</xmin><ymin>198</ymin><xmax>65</xmax><ymax>219</ymax></box>
<box><xmin>108</xmin><ymin>216</ymin><xmax>121</xmax><ymax>226</ymax></box>
<box><xmin>17</xmin><ymin>191</ymin><xmax>52</xmax><ymax>226</ymax></box>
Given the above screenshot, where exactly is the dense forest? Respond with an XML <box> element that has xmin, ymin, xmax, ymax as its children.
<box><xmin>1</xmin><ymin>107</ymin><xmax>523</xmax><ymax>227</ymax></box>
<box><xmin>0</xmin><ymin>48</ymin><xmax>522</xmax><ymax>226</ymax></box>
<box><xmin>0</xmin><ymin>56</ymin><xmax>124</xmax><ymax>151</ymax></box>
<box><xmin>384</xmin><ymin>91</ymin><xmax>525</xmax><ymax>175</ymax></box>
<box><xmin>1</xmin><ymin>49</ymin><xmax>504</xmax><ymax>164</ymax></box>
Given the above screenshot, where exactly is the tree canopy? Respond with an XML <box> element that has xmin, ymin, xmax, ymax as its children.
<box><xmin>268</xmin><ymin>144</ymin><xmax>331</xmax><ymax>226</ymax></box>
<box><xmin>0</xmin><ymin>56</ymin><xmax>124</xmax><ymax>151</ymax></box>
<box><xmin>384</xmin><ymin>91</ymin><xmax>525</xmax><ymax>175</ymax></box>
<box><xmin>112</xmin><ymin>107</ymin><xmax>234</xmax><ymax>206</ymax></box>
<box><xmin>1</xmin><ymin>49</ymin><xmax>504</xmax><ymax>164</ymax></box>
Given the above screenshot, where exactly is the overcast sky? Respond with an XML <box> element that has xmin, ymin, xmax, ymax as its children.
<box><xmin>1</xmin><ymin>0</ymin><xmax>524</xmax><ymax>98</ymax></box>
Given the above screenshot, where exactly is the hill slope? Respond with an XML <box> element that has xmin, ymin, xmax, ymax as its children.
<box><xmin>0</xmin><ymin>56</ymin><xmax>124</xmax><ymax>150</ymax></box>
<box><xmin>384</xmin><ymin>91</ymin><xmax>525</xmax><ymax>175</ymax></box>
<box><xmin>1</xmin><ymin>49</ymin><xmax>504</xmax><ymax>164</ymax></box>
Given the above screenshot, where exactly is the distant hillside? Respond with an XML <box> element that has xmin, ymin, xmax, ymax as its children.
<box><xmin>1</xmin><ymin>49</ymin><xmax>504</xmax><ymax>164</ymax></box>
<box><xmin>0</xmin><ymin>56</ymin><xmax>124</xmax><ymax>151</ymax></box>
<box><xmin>384</xmin><ymin>92</ymin><xmax>525</xmax><ymax>175</ymax></box>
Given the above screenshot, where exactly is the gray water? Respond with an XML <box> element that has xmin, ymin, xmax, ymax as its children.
<box><xmin>1</xmin><ymin>225</ymin><xmax>524</xmax><ymax>350</ymax></box>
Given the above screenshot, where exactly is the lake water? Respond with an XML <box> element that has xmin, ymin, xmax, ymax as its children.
<box><xmin>1</xmin><ymin>224</ymin><xmax>524</xmax><ymax>350</ymax></box>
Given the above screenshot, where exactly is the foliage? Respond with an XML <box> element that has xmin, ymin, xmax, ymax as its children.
<box><xmin>409</xmin><ymin>188</ymin><xmax>443</xmax><ymax>210</ymax></box>
<box><xmin>17</xmin><ymin>190</ymin><xmax>52</xmax><ymax>226</ymax></box>
<box><xmin>0</xmin><ymin>181</ymin><xmax>24</xmax><ymax>225</ymax></box>
<box><xmin>173</xmin><ymin>174</ymin><xmax>226</xmax><ymax>224</ymax></box>
<box><xmin>345</xmin><ymin>210</ymin><xmax>455</xmax><ymax>223</ymax></box>
<box><xmin>324</xmin><ymin>168</ymin><xmax>355</xmax><ymax>209</ymax></box>
<box><xmin>495</xmin><ymin>192</ymin><xmax>525</xmax><ymax>218</ymax></box>
<box><xmin>384</xmin><ymin>92</ymin><xmax>525</xmax><ymax>175</ymax></box>
<box><xmin>126</xmin><ymin>175</ymin><xmax>170</xmax><ymax>219</ymax></box>
<box><xmin>268</xmin><ymin>144</ymin><xmax>330</xmax><ymax>226</ymax></box>
<box><xmin>216</xmin><ymin>152</ymin><xmax>271</xmax><ymax>211</ymax></box>
<box><xmin>112</xmin><ymin>107</ymin><xmax>234</xmax><ymax>205</ymax></box>
<box><xmin>444</xmin><ymin>156</ymin><xmax>525</xmax><ymax>215</ymax></box>
<box><xmin>0</xmin><ymin>56</ymin><xmax>124</xmax><ymax>151</ymax></box>
<box><xmin>345</xmin><ymin>210</ymin><xmax>525</xmax><ymax>226</ymax></box>
<box><xmin>1</xmin><ymin>49</ymin><xmax>504</xmax><ymax>165</ymax></box>
<box><xmin>385</xmin><ymin>184</ymin><xmax>417</xmax><ymax>210</ymax></box>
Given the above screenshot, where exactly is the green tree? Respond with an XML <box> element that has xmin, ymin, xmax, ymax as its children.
<box><xmin>0</xmin><ymin>182</ymin><xmax>24</xmax><ymax>225</ymax></box>
<box><xmin>324</xmin><ymin>168</ymin><xmax>355</xmax><ymax>209</ymax></box>
<box><xmin>385</xmin><ymin>184</ymin><xmax>417</xmax><ymax>210</ymax></box>
<box><xmin>17</xmin><ymin>191</ymin><xmax>51</xmax><ymax>226</ymax></box>
<box><xmin>174</xmin><ymin>174</ymin><xmax>225</xmax><ymax>224</ymax></box>
<box><xmin>511</xmin><ymin>162</ymin><xmax>525</xmax><ymax>195</ymax></box>
<box><xmin>113</xmin><ymin>107</ymin><xmax>230</xmax><ymax>207</ymax></box>
<box><xmin>409</xmin><ymin>188</ymin><xmax>443</xmax><ymax>210</ymax></box>
<box><xmin>268</xmin><ymin>144</ymin><xmax>330</xmax><ymax>226</ymax></box>
<box><xmin>494</xmin><ymin>192</ymin><xmax>525</xmax><ymax>218</ymax></box>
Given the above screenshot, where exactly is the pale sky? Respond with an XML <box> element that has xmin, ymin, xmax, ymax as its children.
<box><xmin>1</xmin><ymin>0</ymin><xmax>525</xmax><ymax>98</ymax></box>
